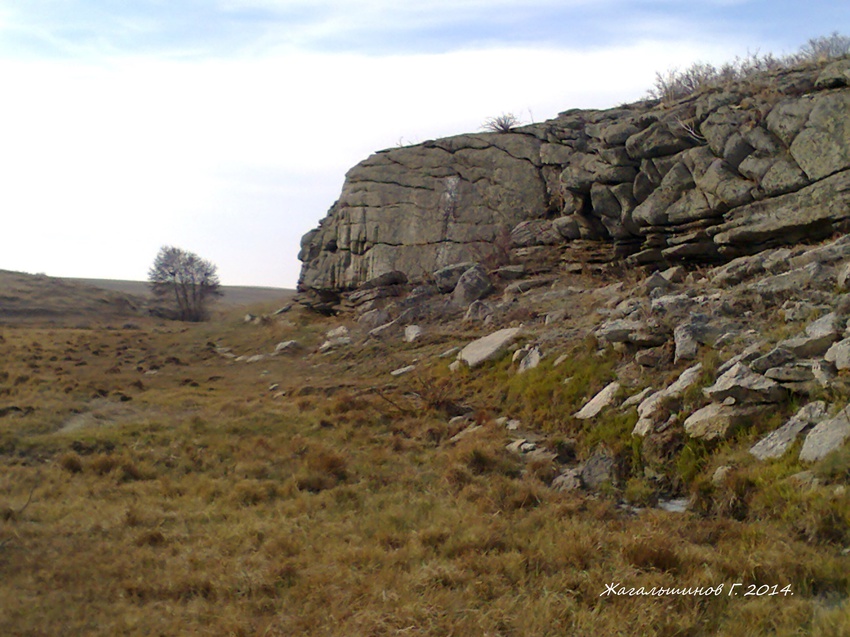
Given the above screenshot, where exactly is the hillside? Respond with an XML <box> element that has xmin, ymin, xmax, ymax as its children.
<box><xmin>2</xmin><ymin>235</ymin><xmax>850</xmax><ymax>634</ymax></box>
<box><xmin>0</xmin><ymin>270</ymin><xmax>146</xmax><ymax>324</ymax></box>
<box><xmin>0</xmin><ymin>270</ymin><xmax>295</xmax><ymax>326</ymax></box>
<box><xmin>67</xmin><ymin>277</ymin><xmax>296</xmax><ymax>308</ymax></box>
<box><xmin>2</xmin><ymin>53</ymin><xmax>850</xmax><ymax>636</ymax></box>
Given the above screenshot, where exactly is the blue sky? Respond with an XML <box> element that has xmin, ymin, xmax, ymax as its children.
<box><xmin>0</xmin><ymin>1</ymin><xmax>846</xmax><ymax>287</ymax></box>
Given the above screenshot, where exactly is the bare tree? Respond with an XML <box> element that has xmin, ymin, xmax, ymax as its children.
<box><xmin>148</xmin><ymin>246</ymin><xmax>222</xmax><ymax>321</ymax></box>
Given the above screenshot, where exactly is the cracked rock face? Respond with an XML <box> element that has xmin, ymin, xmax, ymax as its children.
<box><xmin>299</xmin><ymin>61</ymin><xmax>850</xmax><ymax>292</ymax></box>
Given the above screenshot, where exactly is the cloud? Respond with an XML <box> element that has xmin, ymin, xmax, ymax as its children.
<box><xmin>1</xmin><ymin>0</ymin><xmax>800</xmax><ymax>60</ymax></box>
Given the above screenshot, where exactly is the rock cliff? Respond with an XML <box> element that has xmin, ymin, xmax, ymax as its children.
<box><xmin>298</xmin><ymin>58</ymin><xmax>850</xmax><ymax>292</ymax></box>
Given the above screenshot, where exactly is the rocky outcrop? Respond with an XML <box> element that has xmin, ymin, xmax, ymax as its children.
<box><xmin>298</xmin><ymin>60</ymin><xmax>850</xmax><ymax>293</ymax></box>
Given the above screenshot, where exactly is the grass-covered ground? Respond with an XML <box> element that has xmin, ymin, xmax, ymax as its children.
<box><xmin>1</xmin><ymin>304</ymin><xmax>849</xmax><ymax>636</ymax></box>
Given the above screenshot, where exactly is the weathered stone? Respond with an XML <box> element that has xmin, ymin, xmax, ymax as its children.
<box><xmin>359</xmin><ymin>270</ymin><xmax>407</xmax><ymax>290</ymax></box>
<box><xmin>650</xmin><ymin>293</ymin><xmax>694</xmax><ymax>315</ymax></box>
<box><xmin>506</xmin><ymin>439</ymin><xmax>538</xmax><ymax>455</ymax></box>
<box><xmin>750</xmin><ymin>401</ymin><xmax>827</xmax><ymax>460</ymax></box>
<box><xmin>503</xmin><ymin>277</ymin><xmax>555</xmax><ymax>297</ymax></box>
<box><xmin>813</xmin><ymin>359</ymin><xmax>837</xmax><ymax>387</ymax></box>
<box><xmin>552</xmin><ymin>216</ymin><xmax>582</xmax><ymax>241</ymax></box>
<box><xmin>626</xmin><ymin>121</ymin><xmax>693</xmax><ymax>160</ymax></box>
<box><xmin>815</xmin><ymin>59</ymin><xmax>850</xmax><ymax>89</ymax></box>
<box><xmin>369</xmin><ymin>320</ymin><xmax>402</xmax><ymax>339</ymax></box>
<box><xmin>766</xmin><ymin>98</ymin><xmax>816</xmax><ymax>147</ymax></box>
<box><xmin>750</xmin><ymin>347</ymin><xmax>795</xmax><ymax>374</ymax></box>
<box><xmin>318</xmin><ymin>337</ymin><xmax>351</xmax><ymax>353</ymax></box>
<box><xmin>621</xmin><ymin>387</ymin><xmax>654</xmax><ymax>409</ymax></box>
<box><xmin>764</xmin><ymin>365</ymin><xmax>816</xmax><ymax>383</ymax></box>
<box><xmin>580</xmin><ymin>448</ymin><xmax>617</xmax><ymax>490</ymax></box>
<box><xmin>806</xmin><ymin>312</ymin><xmax>840</xmax><ymax>339</ymax></box>
<box><xmin>551</xmin><ymin>468</ymin><xmax>582</xmax><ymax>492</ymax></box>
<box><xmin>357</xmin><ymin>308</ymin><xmax>392</xmax><ymax>330</ymax></box>
<box><xmin>575</xmin><ymin>382</ymin><xmax>621</xmax><ymax>419</ymax></box>
<box><xmin>703</xmin><ymin>362</ymin><xmax>786</xmax><ymax>404</ymax></box>
<box><xmin>595</xmin><ymin>319</ymin><xmax>644</xmax><ymax>343</ymax></box>
<box><xmin>545</xmin><ymin>309</ymin><xmax>567</xmax><ymax>325</ymax></box>
<box><xmin>299</xmin><ymin>132</ymin><xmax>548</xmax><ymax>290</ymax></box>
<box><xmin>782</xmin><ymin>301</ymin><xmax>818</xmax><ymax>322</ymax></box>
<box><xmin>712</xmin><ymin>465</ymin><xmax>733</xmax><ymax>486</ymax></box>
<box><xmin>457</xmin><ymin>327</ymin><xmax>522</xmax><ymax>368</ymax></box>
<box><xmin>510</xmin><ymin>219</ymin><xmax>562</xmax><ymax>247</ymax></box>
<box><xmin>390</xmin><ymin>365</ymin><xmax>416</xmax><ymax>376</ymax></box>
<box><xmin>348</xmin><ymin>286</ymin><xmax>402</xmax><ymax>306</ymax></box>
<box><xmin>673</xmin><ymin>314</ymin><xmax>725</xmax><ymax>363</ymax></box>
<box><xmin>750</xmin><ymin>263</ymin><xmax>825</xmax><ymax>298</ymax></box>
<box><xmin>595</xmin><ymin>318</ymin><xmax>668</xmax><ymax>347</ymax></box>
<box><xmin>635</xmin><ymin>346</ymin><xmax>671</xmax><ymax>368</ymax></box>
<box><xmin>713</xmin><ymin>172</ymin><xmax>850</xmax><ymax>254</ymax></box>
<box><xmin>451</xmin><ymin>265</ymin><xmax>494</xmax><ymax>307</ymax></box>
<box><xmin>463</xmin><ymin>300</ymin><xmax>495</xmax><ymax>322</ymax></box>
<box><xmin>661</xmin><ymin>265</ymin><xmax>687</xmax><ymax>283</ymax></box>
<box><xmin>274</xmin><ymin>340</ymin><xmax>303</xmax><ymax>354</ymax></box>
<box><xmin>494</xmin><ymin>264</ymin><xmax>526</xmax><ymax>280</ymax></box>
<box><xmin>776</xmin><ymin>333</ymin><xmax>836</xmax><ymax>358</ymax></box>
<box><xmin>433</xmin><ymin>262</ymin><xmax>477</xmax><ymax>293</ymax></box>
<box><xmin>825</xmin><ymin>337</ymin><xmax>850</xmax><ymax>370</ymax></box>
<box><xmin>790</xmin><ymin>92</ymin><xmax>850</xmax><ymax>181</ymax></box>
<box><xmin>799</xmin><ymin>407</ymin><xmax>850</xmax><ymax>462</ymax></box>
<box><xmin>702</xmin><ymin>106</ymin><xmax>752</xmax><ymax>157</ymax></box>
<box><xmin>404</xmin><ymin>325</ymin><xmax>423</xmax><ymax>343</ymax></box>
<box><xmin>684</xmin><ymin>403</ymin><xmax>759</xmax><ymax>441</ymax></box>
<box><xmin>673</xmin><ymin>323</ymin><xmax>700</xmax><ymax>362</ymax></box>
<box><xmin>633</xmin><ymin>363</ymin><xmax>703</xmax><ymax>436</ymax></box>
<box><xmin>517</xmin><ymin>346</ymin><xmax>543</xmax><ymax>373</ymax></box>
<box><xmin>326</xmin><ymin>326</ymin><xmax>350</xmax><ymax>339</ymax></box>
<box><xmin>512</xmin><ymin>345</ymin><xmax>532</xmax><ymax>363</ymax></box>
<box><xmin>298</xmin><ymin>65</ymin><xmax>850</xmax><ymax>294</ymax></box>
<box><xmin>643</xmin><ymin>271</ymin><xmax>672</xmax><ymax>295</ymax></box>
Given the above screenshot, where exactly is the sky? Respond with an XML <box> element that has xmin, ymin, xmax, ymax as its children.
<box><xmin>0</xmin><ymin>1</ymin><xmax>847</xmax><ymax>288</ymax></box>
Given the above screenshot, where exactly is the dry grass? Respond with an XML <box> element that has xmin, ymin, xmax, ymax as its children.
<box><xmin>0</xmin><ymin>306</ymin><xmax>848</xmax><ymax>636</ymax></box>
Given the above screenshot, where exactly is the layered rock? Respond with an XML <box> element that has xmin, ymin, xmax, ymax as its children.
<box><xmin>299</xmin><ymin>60</ymin><xmax>850</xmax><ymax>292</ymax></box>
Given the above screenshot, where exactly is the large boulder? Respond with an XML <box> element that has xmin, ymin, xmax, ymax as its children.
<box><xmin>684</xmin><ymin>403</ymin><xmax>759</xmax><ymax>441</ymax></box>
<box><xmin>457</xmin><ymin>328</ymin><xmax>522</xmax><ymax>368</ymax></box>
<box><xmin>451</xmin><ymin>265</ymin><xmax>494</xmax><ymax>307</ymax></box>
<box><xmin>575</xmin><ymin>382</ymin><xmax>621</xmax><ymax>419</ymax></box>
<box><xmin>633</xmin><ymin>363</ymin><xmax>703</xmax><ymax>436</ymax></box>
<box><xmin>703</xmin><ymin>363</ymin><xmax>786</xmax><ymax>404</ymax></box>
<box><xmin>432</xmin><ymin>262</ymin><xmax>477</xmax><ymax>293</ymax></box>
<box><xmin>750</xmin><ymin>401</ymin><xmax>828</xmax><ymax>460</ymax></box>
<box><xmin>799</xmin><ymin>407</ymin><xmax>850</xmax><ymax>462</ymax></box>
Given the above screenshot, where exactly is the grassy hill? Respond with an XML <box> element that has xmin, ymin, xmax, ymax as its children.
<box><xmin>0</xmin><ymin>269</ymin><xmax>294</xmax><ymax>326</ymax></box>
<box><xmin>1</xmin><ymin>256</ymin><xmax>849</xmax><ymax>635</ymax></box>
<box><xmin>67</xmin><ymin>277</ymin><xmax>295</xmax><ymax>308</ymax></box>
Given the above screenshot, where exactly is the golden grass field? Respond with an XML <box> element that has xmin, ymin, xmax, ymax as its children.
<box><xmin>1</xmin><ymin>293</ymin><xmax>849</xmax><ymax>636</ymax></box>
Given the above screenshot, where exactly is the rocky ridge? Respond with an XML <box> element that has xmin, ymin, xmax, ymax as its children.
<box><xmin>273</xmin><ymin>55</ymin><xmax>850</xmax><ymax>507</ymax></box>
<box><xmin>223</xmin><ymin>228</ymin><xmax>850</xmax><ymax>506</ymax></box>
<box><xmin>298</xmin><ymin>58</ymin><xmax>850</xmax><ymax>297</ymax></box>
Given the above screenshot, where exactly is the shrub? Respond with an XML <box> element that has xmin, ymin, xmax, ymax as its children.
<box><xmin>648</xmin><ymin>32</ymin><xmax>849</xmax><ymax>102</ymax></box>
<box><xmin>481</xmin><ymin>113</ymin><xmax>521</xmax><ymax>133</ymax></box>
<box><xmin>794</xmin><ymin>32</ymin><xmax>850</xmax><ymax>63</ymax></box>
<box><xmin>58</xmin><ymin>452</ymin><xmax>84</xmax><ymax>473</ymax></box>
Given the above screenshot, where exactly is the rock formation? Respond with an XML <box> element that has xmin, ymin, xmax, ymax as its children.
<box><xmin>298</xmin><ymin>59</ymin><xmax>850</xmax><ymax>294</ymax></box>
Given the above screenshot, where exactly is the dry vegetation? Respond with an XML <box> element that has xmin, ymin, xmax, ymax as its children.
<box><xmin>0</xmin><ymin>294</ymin><xmax>848</xmax><ymax>637</ymax></box>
